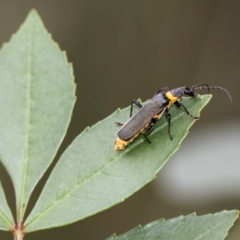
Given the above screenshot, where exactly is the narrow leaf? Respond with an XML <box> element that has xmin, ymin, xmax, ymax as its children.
<box><xmin>0</xmin><ymin>10</ymin><xmax>75</xmax><ymax>221</ymax></box>
<box><xmin>25</xmin><ymin>95</ymin><xmax>211</xmax><ymax>231</ymax></box>
<box><xmin>106</xmin><ymin>210</ymin><xmax>239</xmax><ymax>240</ymax></box>
<box><xmin>0</xmin><ymin>181</ymin><xmax>14</xmax><ymax>230</ymax></box>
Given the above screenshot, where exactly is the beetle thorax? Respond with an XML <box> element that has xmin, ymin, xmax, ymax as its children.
<box><xmin>169</xmin><ymin>87</ymin><xmax>185</xmax><ymax>99</ymax></box>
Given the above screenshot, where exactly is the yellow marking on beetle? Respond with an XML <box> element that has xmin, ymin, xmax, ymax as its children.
<box><xmin>154</xmin><ymin>105</ymin><xmax>170</xmax><ymax>120</ymax></box>
<box><xmin>115</xmin><ymin>123</ymin><xmax>150</xmax><ymax>151</ymax></box>
<box><xmin>154</xmin><ymin>114</ymin><xmax>161</xmax><ymax>120</ymax></box>
<box><xmin>114</xmin><ymin>138</ymin><xmax>129</xmax><ymax>151</ymax></box>
<box><xmin>154</xmin><ymin>111</ymin><xmax>165</xmax><ymax>120</ymax></box>
<box><xmin>165</xmin><ymin>92</ymin><xmax>179</xmax><ymax>104</ymax></box>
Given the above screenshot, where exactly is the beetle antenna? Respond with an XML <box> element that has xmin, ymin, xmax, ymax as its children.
<box><xmin>192</xmin><ymin>83</ymin><xmax>210</xmax><ymax>92</ymax></box>
<box><xmin>193</xmin><ymin>85</ymin><xmax>232</xmax><ymax>102</ymax></box>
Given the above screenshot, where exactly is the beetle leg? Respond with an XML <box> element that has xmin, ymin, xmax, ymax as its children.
<box><xmin>115</xmin><ymin>99</ymin><xmax>143</xmax><ymax>126</ymax></box>
<box><xmin>142</xmin><ymin>133</ymin><xmax>151</xmax><ymax>143</ymax></box>
<box><xmin>164</xmin><ymin>111</ymin><xmax>173</xmax><ymax>140</ymax></box>
<box><xmin>142</xmin><ymin>124</ymin><xmax>153</xmax><ymax>143</ymax></box>
<box><xmin>159</xmin><ymin>87</ymin><xmax>169</xmax><ymax>93</ymax></box>
<box><xmin>115</xmin><ymin>122</ymin><xmax>124</xmax><ymax>126</ymax></box>
<box><xmin>154</xmin><ymin>87</ymin><xmax>169</xmax><ymax>96</ymax></box>
<box><xmin>142</xmin><ymin>119</ymin><xmax>157</xmax><ymax>143</ymax></box>
<box><xmin>174</xmin><ymin>101</ymin><xmax>199</xmax><ymax>120</ymax></box>
<box><xmin>130</xmin><ymin>99</ymin><xmax>143</xmax><ymax>117</ymax></box>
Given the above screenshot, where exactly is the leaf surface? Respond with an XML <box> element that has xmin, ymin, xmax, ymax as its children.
<box><xmin>25</xmin><ymin>95</ymin><xmax>211</xmax><ymax>231</ymax></box>
<box><xmin>0</xmin><ymin>181</ymin><xmax>14</xmax><ymax>230</ymax></box>
<box><xmin>107</xmin><ymin>210</ymin><xmax>239</xmax><ymax>240</ymax></box>
<box><xmin>0</xmin><ymin>10</ymin><xmax>75</xmax><ymax>221</ymax></box>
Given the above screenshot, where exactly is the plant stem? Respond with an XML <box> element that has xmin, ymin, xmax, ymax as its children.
<box><xmin>12</xmin><ymin>222</ymin><xmax>24</xmax><ymax>240</ymax></box>
<box><xmin>14</xmin><ymin>233</ymin><xmax>24</xmax><ymax>240</ymax></box>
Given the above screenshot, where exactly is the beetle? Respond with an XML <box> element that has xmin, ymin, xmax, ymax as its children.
<box><xmin>114</xmin><ymin>84</ymin><xmax>232</xmax><ymax>151</ymax></box>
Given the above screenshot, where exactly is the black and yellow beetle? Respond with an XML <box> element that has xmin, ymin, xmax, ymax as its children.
<box><xmin>115</xmin><ymin>84</ymin><xmax>232</xmax><ymax>151</ymax></box>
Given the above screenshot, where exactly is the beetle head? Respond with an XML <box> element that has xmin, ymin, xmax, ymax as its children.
<box><xmin>183</xmin><ymin>87</ymin><xmax>198</xmax><ymax>98</ymax></box>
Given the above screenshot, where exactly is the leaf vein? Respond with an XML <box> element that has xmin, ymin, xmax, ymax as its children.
<box><xmin>19</xmin><ymin>20</ymin><xmax>34</xmax><ymax>221</ymax></box>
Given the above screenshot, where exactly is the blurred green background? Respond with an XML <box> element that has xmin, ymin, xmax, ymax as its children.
<box><xmin>0</xmin><ymin>0</ymin><xmax>239</xmax><ymax>239</ymax></box>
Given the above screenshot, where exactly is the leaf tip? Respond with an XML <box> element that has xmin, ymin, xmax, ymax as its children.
<box><xmin>25</xmin><ymin>9</ymin><xmax>42</xmax><ymax>23</ymax></box>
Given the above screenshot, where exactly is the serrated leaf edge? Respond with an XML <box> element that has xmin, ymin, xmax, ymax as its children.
<box><xmin>107</xmin><ymin>210</ymin><xmax>239</xmax><ymax>240</ymax></box>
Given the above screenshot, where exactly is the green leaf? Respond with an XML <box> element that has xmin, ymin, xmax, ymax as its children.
<box><xmin>106</xmin><ymin>210</ymin><xmax>239</xmax><ymax>240</ymax></box>
<box><xmin>0</xmin><ymin>181</ymin><xmax>14</xmax><ymax>230</ymax></box>
<box><xmin>0</xmin><ymin>10</ymin><xmax>75</xmax><ymax>221</ymax></box>
<box><xmin>25</xmin><ymin>94</ymin><xmax>211</xmax><ymax>232</ymax></box>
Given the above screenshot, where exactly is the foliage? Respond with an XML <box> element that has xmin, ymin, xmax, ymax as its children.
<box><xmin>0</xmin><ymin>10</ymin><xmax>236</xmax><ymax>240</ymax></box>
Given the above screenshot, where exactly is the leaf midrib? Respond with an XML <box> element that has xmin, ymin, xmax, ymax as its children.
<box><xmin>18</xmin><ymin>19</ymin><xmax>34</xmax><ymax>222</ymax></box>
